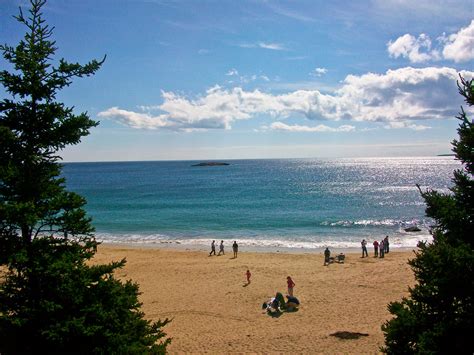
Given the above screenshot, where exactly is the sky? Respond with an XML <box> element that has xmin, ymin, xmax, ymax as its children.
<box><xmin>1</xmin><ymin>0</ymin><xmax>473</xmax><ymax>161</ymax></box>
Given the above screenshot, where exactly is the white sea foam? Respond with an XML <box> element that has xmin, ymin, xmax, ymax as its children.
<box><xmin>95</xmin><ymin>230</ymin><xmax>432</xmax><ymax>251</ymax></box>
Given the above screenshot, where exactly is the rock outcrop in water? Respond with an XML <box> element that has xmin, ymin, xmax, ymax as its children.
<box><xmin>404</xmin><ymin>226</ymin><xmax>421</xmax><ymax>232</ymax></box>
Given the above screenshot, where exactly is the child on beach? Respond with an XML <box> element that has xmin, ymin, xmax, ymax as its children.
<box><xmin>287</xmin><ymin>276</ymin><xmax>295</xmax><ymax>296</ymax></box>
<box><xmin>246</xmin><ymin>269</ymin><xmax>251</xmax><ymax>284</ymax></box>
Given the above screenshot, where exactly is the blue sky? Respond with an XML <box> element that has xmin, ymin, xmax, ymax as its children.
<box><xmin>1</xmin><ymin>0</ymin><xmax>473</xmax><ymax>161</ymax></box>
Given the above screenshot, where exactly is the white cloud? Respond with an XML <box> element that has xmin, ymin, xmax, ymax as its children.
<box><xmin>387</xmin><ymin>33</ymin><xmax>438</xmax><ymax>63</ymax></box>
<box><xmin>388</xmin><ymin>20</ymin><xmax>474</xmax><ymax>63</ymax></box>
<box><xmin>310</xmin><ymin>67</ymin><xmax>328</xmax><ymax>77</ymax></box>
<box><xmin>385</xmin><ymin>121</ymin><xmax>431</xmax><ymax>130</ymax></box>
<box><xmin>442</xmin><ymin>20</ymin><xmax>474</xmax><ymax>63</ymax></box>
<box><xmin>238</xmin><ymin>42</ymin><xmax>286</xmax><ymax>51</ymax></box>
<box><xmin>226</xmin><ymin>68</ymin><xmax>239</xmax><ymax>76</ymax></box>
<box><xmin>99</xmin><ymin>67</ymin><xmax>473</xmax><ymax>131</ymax></box>
<box><xmin>258</xmin><ymin>42</ymin><xmax>286</xmax><ymax>50</ymax></box>
<box><xmin>269</xmin><ymin>122</ymin><xmax>355</xmax><ymax>132</ymax></box>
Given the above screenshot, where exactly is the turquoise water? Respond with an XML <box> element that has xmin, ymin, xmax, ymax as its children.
<box><xmin>62</xmin><ymin>157</ymin><xmax>459</xmax><ymax>250</ymax></box>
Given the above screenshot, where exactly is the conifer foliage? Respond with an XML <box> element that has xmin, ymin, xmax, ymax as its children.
<box><xmin>382</xmin><ymin>76</ymin><xmax>474</xmax><ymax>353</ymax></box>
<box><xmin>0</xmin><ymin>1</ymin><xmax>170</xmax><ymax>353</ymax></box>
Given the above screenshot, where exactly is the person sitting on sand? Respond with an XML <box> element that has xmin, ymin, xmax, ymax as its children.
<box><xmin>286</xmin><ymin>295</ymin><xmax>300</xmax><ymax>311</ymax></box>
<box><xmin>262</xmin><ymin>294</ymin><xmax>283</xmax><ymax>314</ymax></box>
<box><xmin>218</xmin><ymin>240</ymin><xmax>225</xmax><ymax>255</ymax></box>
<box><xmin>287</xmin><ymin>276</ymin><xmax>295</xmax><ymax>296</ymax></box>
<box><xmin>232</xmin><ymin>241</ymin><xmax>238</xmax><ymax>258</ymax></box>
<box><xmin>324</xmin><ymin>247</ymin><xmax>331</xmax><ymax>266</ymax></box>
<box><xmin>336</xmin><ymin>253</ymin><xmax>345</xmax><ymax>263</ymax></box>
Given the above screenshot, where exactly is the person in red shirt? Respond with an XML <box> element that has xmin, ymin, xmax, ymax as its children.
<box><xmin>287</xmin><ymin>276</ymin><xmax>295</xmax><ymax>296</ymax></box>
<box><xmin>373</xmin><ymin>240</ymin><xmax>379</xmax><ymax>257</ymax></box>
<box><xmin>245</xmin><ymin>269</ymin><xmax>251</xmax><ymax>285</ymax></box>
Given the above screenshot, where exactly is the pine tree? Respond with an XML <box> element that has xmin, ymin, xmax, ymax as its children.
<box><xmin>0</xmin><ymin>1</ymin><xmax>170</xmax><ymax>353</ymax></box>
<box><xmin>381</xmin><ymin>76</ymin><xmax>474</xmax><ymax>354</ymax></box>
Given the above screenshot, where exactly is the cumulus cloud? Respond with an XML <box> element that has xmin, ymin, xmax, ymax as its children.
<box><xmin>310</xmin><ymin>67</ymin><xmax>328</xmax><ymax>77</ymax></box>
<box><xmin>269</xmin><ymin>122</ymin><xmax>355</xmax><ymax>132</ymax></box>
<box><xmin>99</xmin><ymin>67</ymin><xmax>473</xmax><ymax>131</ymax></box>
<box><xmin>388</xmin><ymin>20</ymin><xmax>474</xmax><ymax>63</ymax></box>
<box><xmin>387</xmin><ymin>34</ymin><xmax>438</xmax><ymax>63</ymax></box>
<box><xmin>442</xmin><ymin>20</ymin><xmax>474</xmax><ymax>63</ymax></box>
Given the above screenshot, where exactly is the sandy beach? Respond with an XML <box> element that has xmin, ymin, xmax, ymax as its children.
<box><xmin>93</xmin><ymin>245</ymin><xmax>415</xmax><ymax>354</ymax></box>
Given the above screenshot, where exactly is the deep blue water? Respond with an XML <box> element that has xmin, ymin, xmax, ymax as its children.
<box><xmin>62</xmin><ymin>157</ymin><xmax>459</xmax><ymax>249</ymax></box>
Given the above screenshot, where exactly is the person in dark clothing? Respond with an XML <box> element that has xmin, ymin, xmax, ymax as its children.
<box><xmin>361</xmin><ymin>239</ymin><xmax>368</xmax><ymax>258</ymax></box>
<box><xmin>232</xmin><ymin>241</ymin><xmax>239</xmax><ymax>258</ymax></box>
<box><xmin>209</xmin><ymin>240</ymin><xmax>216</xmax><ymax>256</ymax></box>
<box><xmin>324</xmin><ymin>247</ymin><xmax>331</xmax><ymax>266</ymax></box>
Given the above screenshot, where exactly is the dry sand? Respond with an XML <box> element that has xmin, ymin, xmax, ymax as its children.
<box><xmin>93</xmin><ymin>245</ymin><xmax>415</xmax><ymax>354</ymax></box>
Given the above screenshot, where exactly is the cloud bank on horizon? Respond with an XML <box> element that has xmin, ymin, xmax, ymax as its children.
<box><xmin>98</xmin><ymin>16</ymin><xmax>474</xmax><ymax>135</ymax></box>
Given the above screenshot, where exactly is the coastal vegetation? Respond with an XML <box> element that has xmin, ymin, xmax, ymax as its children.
<box><xmin>0</xmin><ymin>1</ymin><xmax>170</xmax><ymax>353</ymax></box>
<box><xmin>382</xmin><ymin>76</ymin><xmax>474</xmax><ymax>353</ymax></box>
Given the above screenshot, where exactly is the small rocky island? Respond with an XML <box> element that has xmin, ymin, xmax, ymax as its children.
<box><xmin>191</xmin><ymin>162</ymin><xmax>230</xmax><ymax>167</ymax></box>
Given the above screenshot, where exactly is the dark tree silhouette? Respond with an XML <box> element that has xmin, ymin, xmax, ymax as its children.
<box><xmin>382</xmin><ymin>75</ymin><xmax>474</xmax><ymax>354</ymax></box>
<box><xmin>0</xmin><ymin>1</ymin><xmax>170</xmax><ymax>353</ymax></box>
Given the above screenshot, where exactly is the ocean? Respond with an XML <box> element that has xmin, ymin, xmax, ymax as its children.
<box><xmin>62</xmin><ymin>157</ymin><xmax>459</xmax><ymax>251</ymax></box>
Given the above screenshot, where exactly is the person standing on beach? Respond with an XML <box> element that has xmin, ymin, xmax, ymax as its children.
<box><xmin>379</xmin><ymin>240</ymin><xmax>385</xmax><ymax>258</ymax></box>
<box><xmin>209</xmin><ymin>240</ymin><xmax>216</xmax><ymax>256</ymax></box>
<box><xmin>361</xmin><ymin>239</ymin><xmax>368</xmax><ymax>258</ymax></box>
<box><xmin>246</xmin><ymin>269</ymin><xmax>251</xmax><ymax>284</ymax></box>
<box><xmin>324</xmin><ymin>247</ymin><xmax>331</xmax><ymax>266</ymax></box>
<box><xmin>287</xmin><ymin>276</ymin><xmax>295</xmax><ymax>296</ymax></box>
<box><xmin>232</xmin><ymin>241</ymin><xmax>238</xmax><ymax>258</ymax></box>
<box><xmin>218</xmin><ymin>240</ymin><xmax>225</xmax><ymax>255</ymax></box>
<box><xmin>373</xmin><ymin>240</ymin><xmax>379</xmax><ymax>257</ymax></box>
<box><xmin>384</xmin><ymin>236</ymin><xmax>390</xmax><ymax>253</ymax></box>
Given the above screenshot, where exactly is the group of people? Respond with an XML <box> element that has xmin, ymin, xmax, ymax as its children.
<box><xmin>262</xmin><ymin>276</ymin><xmax>299</xmax><ymax>314</ymax></box>
<box><xmin>208</xmin><ymin>240</ymin><xmax>301</xmax><ymax>315</ymax></box>
<box><xmin>209</xmin><ymin>240</ymin><xmax>239</xmax><ymax>258</ymax></box>
<box><xmin>361</xmin><ymin>236</ymin><xmax>390</xmax><ymax>258</ymax></box>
